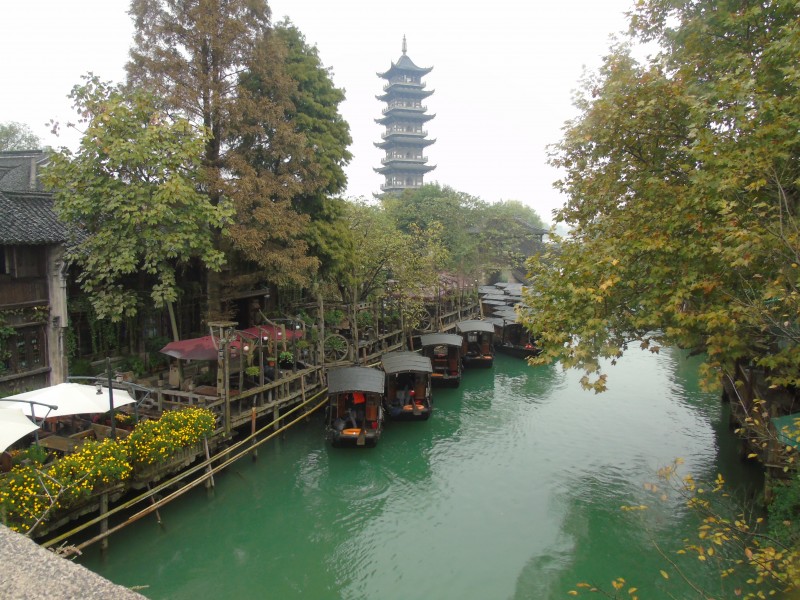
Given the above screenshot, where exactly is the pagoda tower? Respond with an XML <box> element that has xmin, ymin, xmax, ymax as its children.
<box><xmin>375</xmin><ymin>36</ymin><xmax>436</xmax><ymax>195</ymax></box>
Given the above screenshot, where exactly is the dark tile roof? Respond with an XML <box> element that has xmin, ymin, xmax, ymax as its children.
<box><xmin>0</xmin><ymin>151</ymin><xmax>49</xmax><ymax>193</ymax></box>
<box><xmin>0</xmin><ymin>191</ymin><xmax>68</xmax><ymax>245</ymax></box>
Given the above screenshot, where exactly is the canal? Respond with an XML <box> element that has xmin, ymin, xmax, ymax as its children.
<box><xmin>78</xmin><ymin>347</ymin><xmax>763</xmax><ymax>599</ymax></box>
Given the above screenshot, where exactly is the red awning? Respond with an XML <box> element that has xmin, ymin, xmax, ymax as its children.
<box><xmin>159</xmin><ymin>325</ymin><xmax>304</xmax><ymax>361</ymax></box>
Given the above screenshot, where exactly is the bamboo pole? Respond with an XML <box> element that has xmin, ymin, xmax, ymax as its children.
<box><xmin>68</xmin><ymin>398</ymin><xmax>328</xmax><ymax>552</ymax></box>
<box><xmin>42</xmin><ymin>389</ymin><xmax>328</xmax><ymax>550</ymax></box>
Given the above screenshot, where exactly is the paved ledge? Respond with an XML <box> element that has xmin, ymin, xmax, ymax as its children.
<box><xmin>0</xmin><ymin>525</ymin><xmax>147</xmax><ymax>599</ymax></box>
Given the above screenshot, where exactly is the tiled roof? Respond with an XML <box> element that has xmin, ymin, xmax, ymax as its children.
<box><xmin>0</xmin><ymin>151</ymin><xmax>49</xmax><ymax>193</ymax></box>
<box><xmin>0</xmin><ymin>191</ymin><xmax>68</xmax><ymax>245</ymax></box>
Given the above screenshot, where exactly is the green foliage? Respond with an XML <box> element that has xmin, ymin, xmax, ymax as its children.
<box><xmin>145</xmin><ymin>335</ymin><xmax>171</xmax><ymax>371</ymax></box>
<box><xmin>768</xmin><ymin>472</ymin><xmax>800</xmax><ymax>548</ymax></box>
<box><xmin>69</xmin><ymin>358</ymin><xmax>93</xmax><ymax>377</ymax></box>
<box><xmin>0</xmin><ymin>121</ymin><xmax>41</xmax><ymax>151</ymax></box>
<box><xmin>42</xmin><ymin>76</ymin><xmax>229</xmax><ymax>323</ymax></box>
<box><xmin>119</xmin><ymin>355</ymin><xmax>146</xmax><ymax>377</ymax></box>
<box><xmin>356</xmin><ymin>311</ymin><xmax>373</xmax><ymax>330</ymax></box>
<box><xmin>324</xmin><ymin>309</ymin><xmax>345</xmax><ymax>327</ymax></box>
<box><xmin>522</xmin><ymin>0</ymin><xmax>800</xmax><ymax>392</ymax></box>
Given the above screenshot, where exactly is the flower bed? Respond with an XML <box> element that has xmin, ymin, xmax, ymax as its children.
<box><xmin>0</xmin><ymin>407</ymin><xmax>215</xmax><ymax>534</ymax></box>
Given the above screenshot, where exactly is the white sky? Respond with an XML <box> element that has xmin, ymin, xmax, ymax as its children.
<box><xmin>1</xmin><ymin>0</ymin><xmax>635</xmax><ymax>225</ymax></box>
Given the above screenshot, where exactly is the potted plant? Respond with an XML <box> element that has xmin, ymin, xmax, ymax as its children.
<box><xmin>278</xmin><ymin>351</ymin><xmax>294</xmax><ymax>369</ymax></box>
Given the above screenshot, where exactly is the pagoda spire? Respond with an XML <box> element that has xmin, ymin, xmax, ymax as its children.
<box><xmin>402</xmin><ymin>35</ymin><xmax>407</xmax><ymax>55</ymax></box>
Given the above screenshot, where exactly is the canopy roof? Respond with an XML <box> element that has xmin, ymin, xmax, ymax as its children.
<box><xmin>160</xmin><ymin>325</ymin><xmax>303</xmax><ymax>361</ymax></box>
<box><xmin>381</xmin><ymin>351</ymin><xmax>432</xmax><ymax>375</ymax></box>
<box><xmin>327</xmin><ymin>367</ymin><xmax>385</xmax><ymax>395</ymax></box>
<box><xmin>0</xmin><ymin>408</ymin><xmax>38</xmax><ymax>452</ymax></box>
<box><xmin>0</xmin><ymin>383</ymin><xmax>136</xmax><ymax>419</ymax></box>
<box><xmin>772</xmin><ymin>413</ymin><xmax>800</xmax><ymax>449</ymax></box>
<box><xmin>455</xmin><ymin>320</ymin><xmax>495</xmax><ymax>334</ymax></box>
<box><xmin>419</xmin><ymin>333</ymin><xmax>463</xmax><ymax>348</ymax></box>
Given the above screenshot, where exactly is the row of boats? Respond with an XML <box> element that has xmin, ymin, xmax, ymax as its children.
<box><xmin>324</xmin><ymin>316</ymin><xmax>538</xmax><ymax>447</ymax></box>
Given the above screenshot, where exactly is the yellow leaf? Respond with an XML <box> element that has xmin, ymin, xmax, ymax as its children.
<box><xmin>660</xmin><ymin>570</ymin><xmax>669</xmax><ymax>579</ymax></box>
<box><xmin>568</xmin><ymin>592</ymin><xmax>578</xmax><ymax>596</ymax></box>
<box><xmin>747</xmin><ymin>453</ymin><xmax>758</xmax><ymax>459</ymax></box>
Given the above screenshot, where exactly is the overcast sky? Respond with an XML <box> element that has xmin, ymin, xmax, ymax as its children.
<box><xmin>2</xmin><ymin>0</ymin><xmax>635</xmax><ymax>225</ymax></box>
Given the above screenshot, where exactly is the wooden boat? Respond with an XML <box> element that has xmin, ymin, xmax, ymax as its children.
<box><xmin>419</xmin><ymin>333</ymin><xmax>463</xmax><ymax>388</ymax></box>
<box><xmin>325</xmin><ymin>366</ymin><xmax>385</xmax><ymax>447</ymax></box>
<box><xmin>381</xmin><ymin>351</ymin><xmax>433</xmax><ymax>421</ymax></box>
<box><xmin>455</xmin><ymin>319</ymin><xmax>495</xmax><ymax>368</ymax></box>
<box><xmin>487</xmin><ymin>315</ymin><xmax>541</xmax><ymax>359</ymax></box>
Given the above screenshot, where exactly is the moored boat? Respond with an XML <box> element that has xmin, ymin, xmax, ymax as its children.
<box><xmin>487</xmin><ymin>315</ymin><xmax>541</xmax><ymax>359</ymax></box>
<box><xmin>381</xmin><ymin>351</ymin><xmax>433</xmax><ymax>420</ymax></box>
<box><xmin>455</xmin><ymin>319</ymin><xmax>495</xmax><ymax>368</ymax></box>
<box><xmin>419</xmin><ymin>333</ymin><xmax>463</xmax><ymax>388</ymax></box>
<box><xmin>325</xmin><ymin>366</ymin><xmax>385</xmax><ymax>447</ymax></box>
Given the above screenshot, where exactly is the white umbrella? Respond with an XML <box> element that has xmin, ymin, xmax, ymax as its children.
<box><xmin>0</xmin><ymin>382</ymin><xmax>136</xmax><ymax>419</ymax></box>
<box><xmin>0</xmin><ymin>408</ymin><xmax>39</xmax><ymax>452</ymax></box>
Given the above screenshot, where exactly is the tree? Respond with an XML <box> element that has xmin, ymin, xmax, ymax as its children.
<box><xmin>0</xmin><ymin>121</ymin><xmax>41</xmax><ymax>151</ymax></box>
<box><xmin>479</xmin><ymin>200</ymin><xmax>548</xmax><ymax>280</ymax></box>
<box><xmin>271</xmin><ymin>19</ymin><xmax>353</xmax><ymax>280</ymax></box>
<box><xmin>42</xmin><ymin>76</ymin><xmax>229</xmax><ymax>322</ymax></box>
<box><xmin>341</xmin><ymin>199</ymin><xmax>444</xmax><ymax>321</ymax></box>
<box><xmin>381</xmin><ymin>184</ymin><xmax>484</xmax><ymax>276</ymax></box>
<box><xmin>521</xmin><ymin>0</ymin><xmax>800</xmax><ymax>394</ymax></box>
<box><xmin>127</xmin><ymin>0</ymin><xmax>318</xmax><ymax>314</ymax></box>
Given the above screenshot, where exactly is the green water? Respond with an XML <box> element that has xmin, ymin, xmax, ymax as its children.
<box><xmin>78</xmin><ymin>348</ymin><xmax>762</xmax><ymax>599</ymax></box>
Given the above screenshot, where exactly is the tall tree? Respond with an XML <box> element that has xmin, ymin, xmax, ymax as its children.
<box><xmin>127</xmin><ymin>0</ymin><xmax>317</xmax><ymax>315</ymax></box>
<box><xmin>0</xmin><ymin>122</ymin><xmax>41</xmax><ymax>151</ymax></box>
<box><xmin>271</xmin><ymin>19</ymin><xmax>353</xmax><ymax>280</ymax></box>
<box><xmin>522</xmin><ymin>1</ymin><xmax>800</xmax><ymax>394</ymax></box>
<box><xmin>42</xmin><ymin>76</ymin><xmax>229</xmax><ymax>322</ymax></box>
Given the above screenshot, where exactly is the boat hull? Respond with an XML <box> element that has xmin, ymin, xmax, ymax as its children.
<box><xmin>494</xmin><ymin>344</ymin><xmax>540</xmax><ymax>359</ymax></box>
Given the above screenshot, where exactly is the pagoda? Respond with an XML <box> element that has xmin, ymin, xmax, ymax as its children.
<box><xmin>375</xmin><ymin>36</ymin><xmax>436</xmax><ymax>195</ymax></box>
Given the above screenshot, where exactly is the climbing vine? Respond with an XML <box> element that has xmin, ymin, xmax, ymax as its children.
<box><xmin>0</xmin><ymin>306</ymin><xmax>49</xmax><ymax>376</ymax></box>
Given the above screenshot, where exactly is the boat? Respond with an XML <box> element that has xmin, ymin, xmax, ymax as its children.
<box><xmin>418</xmin><ymin>333</ymin><xmax>464</xmax><ymax>388</ymax></box>
<box><xmin>325</xmin><ymin>366</ymin><xmax>385</xmax><ymax>447</ymax></box>
<box><xmin>381</xmin><ymin>351</ymin><xmax>433</xmax><ymax>420</ymax></box>
<box><xmin>455</xmin><ymin>319</ymin><xmax>495</xmax><ymax>368</ymax></box>
<box><xmin>487</xmin><ymin>315</ymin><xmax>541</xmax><ymax>359</ymax></box>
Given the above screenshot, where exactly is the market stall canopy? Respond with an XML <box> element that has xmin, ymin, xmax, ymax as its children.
<box><xmin>0</xmin><ymin>408</ymin><xmax>39</xmax><ymax>452</ymax></box>
<box><xmin>0</xmin><ymin>383</ymin><xmax>136</xmax><ymax>419</ymax></box>
<box><xmin>160</xmin><ymin>325</ymin><xmax>304</xmax><ymax>361</ymax></box>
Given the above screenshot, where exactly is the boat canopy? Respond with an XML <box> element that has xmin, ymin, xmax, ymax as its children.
<box><xmin>419</xmin><ymin>333</ymin><xmax>463</xmax><ymax>348</ymax></box>
<box><xmin>771</xmin><ymin>413</ymin><xmax>800</xmax><ymax>449</ymax></box>
<box><xmin>327</xmin><ymin>366</ymin><xmax>385</xmax><ymax>395</ymax></box>
<box><xmin>381</xmin><ymin>351</ymin><xmax>433</xmax><ymax>375</ymax></box>
<box><xmin>455</xmin><ymin>320</ymin><xmax>495</xmax><ymax>334</ymax></box>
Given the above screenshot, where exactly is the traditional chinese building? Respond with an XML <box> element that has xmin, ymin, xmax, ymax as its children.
<box><xmin>375</xmin><ymin>36</ymin><xmax>436</xmax><ymax>195</ymax></box>
<box><xmin>0</xmin><ymin>151</ymin><xmax>69</xmax><ymax>394</ymax></box>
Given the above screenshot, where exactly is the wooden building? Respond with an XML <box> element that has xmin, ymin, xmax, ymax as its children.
<box><xmin>0</xmin><ymin>151</ymin><xmax>69</xmax><ymax>395</ymax></box>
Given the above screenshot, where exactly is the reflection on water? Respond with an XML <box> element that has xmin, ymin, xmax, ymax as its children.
<box><xmin>78</xmin><ymin>349</ymin><xmax>762</xmax><ymax>600</ymax></box>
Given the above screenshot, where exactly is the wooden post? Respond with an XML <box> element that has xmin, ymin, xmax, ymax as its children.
<box><xmin>146</xmin><ymin>483</ymin><xmax>163</xmax><ymax>525</ymax></box>
<box><xmin>99</xmin><ymin>492</ymin><xmax>109</xmax><ymax>553</ymax></box>
<box><xmin>203</xmin><ymin>437</ymin><xmax>215</xmax><ymax>489</ymax></box>
<box><xmin>251</xmin><ymin>406</ymin><xmax>258</xmax><ymax>460</ymax></box>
